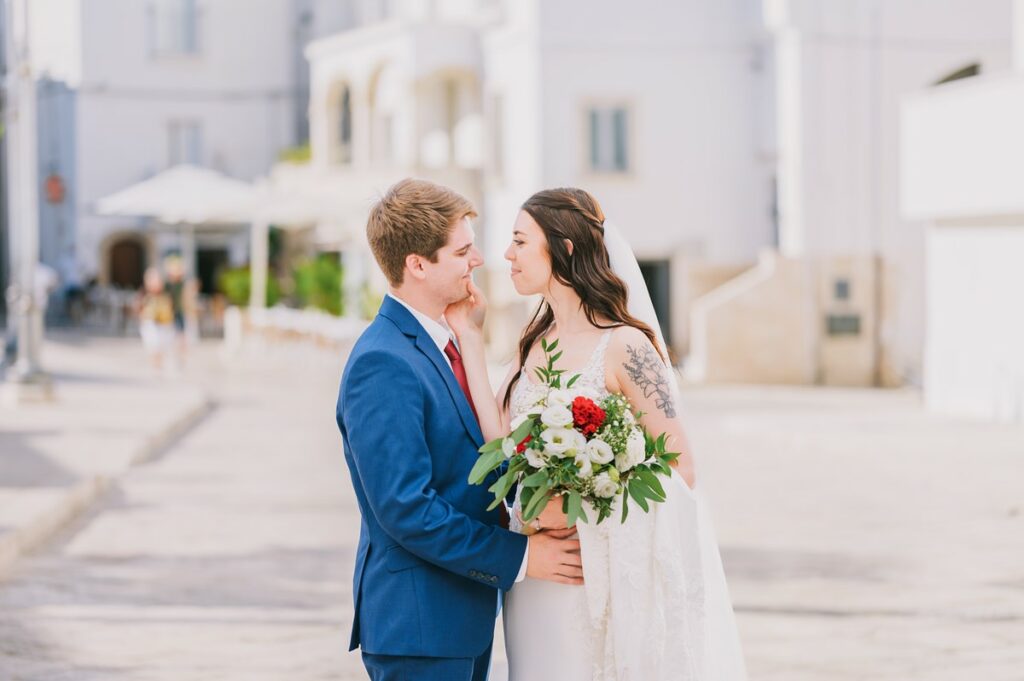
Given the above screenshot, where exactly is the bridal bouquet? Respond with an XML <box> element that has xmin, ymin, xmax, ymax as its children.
<box><xmin>469</xmin><ymin>338</ymin><xmax>679</xmax><ymax>526</ymax></box>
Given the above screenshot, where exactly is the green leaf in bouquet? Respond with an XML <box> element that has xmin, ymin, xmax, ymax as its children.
<box><xmin>521</xmin><ymin>470</ymin><xmax>548</xmax><ymax>488</ymax></box>
<box><xmin>634</xmin><ymin>476</ymin><xmax>666</xmax><ymax>505</ymax></box>
<box><xmin>487</xmin><ymin>469</ymin><xmax>518</xmax><ymax>506</ymax></box>
<box><xmin>546</xmin><ymin>338</ymin><xmax>559</xmax><ymax>353</ymax></box>
<box><xmin>522</xmin><ymin>481</ymin><xmax>552</xmax><ymax>521</ymax></box>
<box><xmin>661</xmin><ymin>450</ymin><xmax>681</xmax><ymax>465</ymax></box>
<box><xmin>566</xmin><ymin>490</ymin><xmax>587</xmax><ymax>528</ymax></box>
<box><xmin>510</xmin><ymin>417</ymin><xmax>535</xmax><ymax>445</ymax></box>
<box><xmin>478</xmin><ymin>437</ymin><xmax>505</xmax><ymax>454</ymax></box>
<box><xmin>468</xmin><ymin>450</ymin><xmax>505</xmax><ymax>485</ymax></box>
<box><xmin>550</xmin><ymin>350</ymin><xmax>563</xmax><ymax>364</ymax></box>
<box><xmin>627</xmin><ymin>479</ymin><xmax>650</xmax><ymax>513</ymax></box>
<box><xmin>534</xmin><ymin>367</ymin><xmax>548</xmax><ymax>383</ymax></box>
<box><xmin>620</xmin><ymin>489</ymin><xmax>630</xmax><ymax>523</ymax></box>
<box><xmin>636</xmin><ymin>467</ymin><xmax>667</xmax><ymax>500</ymax></box>
<box><xmin>651</xmin><ymin>460</ymin><xmax>671</xmax><ymax>477</ymax></box>
<box><xmin>520</xmin><ymin>485</ymin><xmax>535</xmax><ymax>513</ymax></box>
<box><xmin>566</xmin><ymin>374</ymin><xmax>581</xmax><ymax>389</ymax></box>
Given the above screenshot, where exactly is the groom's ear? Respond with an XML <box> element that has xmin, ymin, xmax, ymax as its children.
<box><xmin>405</xmin><ymin>253</ymin><xmax>428</xmax><ymax>281</ymax></box>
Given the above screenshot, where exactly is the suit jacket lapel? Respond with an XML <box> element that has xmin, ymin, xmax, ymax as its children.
<box><xmin>379</xmin><ymin>297</ymin><xmax>485</xmax><ymax>448</ymax></box>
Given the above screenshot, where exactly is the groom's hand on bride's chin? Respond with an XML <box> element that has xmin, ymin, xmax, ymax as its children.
<box><xmin>526</xmin><ymin>532</ymin><xmax>584</xmax><ymax>586</ymax></box>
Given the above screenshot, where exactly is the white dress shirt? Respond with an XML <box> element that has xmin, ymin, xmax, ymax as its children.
<box><xmin>386</xmin><ymin>294</ymin><xmax>528</xmax><ymax>584</ymax></box>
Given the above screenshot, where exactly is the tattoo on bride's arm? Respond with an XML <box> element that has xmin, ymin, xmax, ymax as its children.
<box><xmin>623</xmin><ymin>344</ymin><xmax>677</xmax><ymax>418</ymax></box>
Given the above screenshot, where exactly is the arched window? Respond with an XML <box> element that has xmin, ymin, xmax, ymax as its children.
<box><xmin>337</xmin><ymin>85</ymin><xmax>353</xmax><ymax>164</ymax></box>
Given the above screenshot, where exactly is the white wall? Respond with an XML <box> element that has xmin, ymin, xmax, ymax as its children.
<box><xmin>534</xmin><ymin>0</ymin><xmax>773</xmax><ymax>264</ymax></box>
<box><xmin>480</xmin><ymin>1</ymin><xmax>543</xmax><ymax>268</ymax></box>
<box><xmin>59</xmin><ymin>0</ymin><xmax>303</xmax><ymax>276</ymax></box>
<box><xmin>30</xmin><ymin>0</ymin><xmax>82</xmax><ymax>84</ymax></box>
<box><xmin>771</xmin><ymin>0</ymin><xmax>1014</xmax><ymax>384</ymax></box>
<box><xmin>902</xmin><ymin>74</ymin><xmax>1024</xmax><ymax>219</ymax></box>
<box><xmin>925</xmin><ymin>225</ymin><xmax>1024</xmax><ymax>423</ymax></box>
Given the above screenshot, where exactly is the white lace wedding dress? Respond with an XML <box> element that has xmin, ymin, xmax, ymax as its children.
<box><xmin>503</xmin><ymin>331</ymin><xmax>747</xmax><ymax>681</ymax></box>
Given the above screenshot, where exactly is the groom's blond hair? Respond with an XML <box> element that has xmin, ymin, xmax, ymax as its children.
<box><xmin>366</xmin><ymin>178</ymin><xmax>477</xmax><ymax>286</ymax></box>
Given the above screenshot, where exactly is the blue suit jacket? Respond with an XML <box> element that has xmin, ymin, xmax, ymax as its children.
<box><xmin>336</xmin><ymin>296</ymin><xmax>528</xmax><ymax>658</ymax></box>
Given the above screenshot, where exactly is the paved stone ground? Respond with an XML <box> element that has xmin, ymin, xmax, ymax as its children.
<box><xmin>1</xmin><ymin>335</ymin><xmax>1022</xmax><ymax>680</ymax></box>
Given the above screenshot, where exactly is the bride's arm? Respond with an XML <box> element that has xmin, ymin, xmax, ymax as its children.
<box><xmin>446</xmin><ymin>282</ymin><xmax>511</xmax><ymax>442</ymax></box>
<box><xmin>608</xmin><ymin>327</ymin><xmax>696</xmax><ymax>488</ymax></box>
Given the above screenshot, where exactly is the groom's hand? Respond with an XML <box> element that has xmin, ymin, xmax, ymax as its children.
<box><xmin>526</xmin><ymin>531</ymin><xmax>584</xmax><ymax>585</ymax></box>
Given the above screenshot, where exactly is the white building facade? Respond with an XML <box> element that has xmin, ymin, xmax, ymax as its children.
<box><xmin>901</xmin><ymin>0</ymin><xmax>1024</xmax><ymax>423</ymax></box>
<box><xmin>689</xmin><ymin>0</ymin><xmax>1013</xmax><ymax>387</ymax></box>
<box><xmin>304</xmin><ymin>0</ymin><xmax>775</xmax><ymax>360</ymax></box>
<box><xmin>29</xmin><ymin>0</ymin><xmax>354</xmax><ymax>294</ymax></box>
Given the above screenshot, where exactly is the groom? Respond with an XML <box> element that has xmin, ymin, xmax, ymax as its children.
<box><xmin>336</xmin><ymin>178</ymin><xmax>582</xmax><ymax>681</ymax></box>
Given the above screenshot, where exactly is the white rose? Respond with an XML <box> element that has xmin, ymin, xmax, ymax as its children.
<box><xmin>615</xmin><ymin>429</ymin><xmax>648</xmax><ymax>472</ymax></box>
<box><xmin>615</xmin><ymin>452</ymin><xmax>631</xmax><ymax>473</ymax></box>
<box><xmin>586</xmin><ymin>438</ymin><xmax>614</xmax><ymax>465</ymax></box>
<box><xmin>568</xmin><ymin>429</ymin><xmax>588</xmax><ymax>455</ymax></box>
<box><xmin>540</xmin><ymin>427</ymin><xmax>577</xmax><ymax>458</ymax></box>
<box><xmin>524</xmin><ymin>448</ymin><xmax>547</xmax><ymax>469</ymax></box>
<box><xmin>574</xmin><ymin>451</ymin><xmax>594</xmax><ymax>478</ymax></box>
<box><xmin>540</xmin><ymin>405</ymin><xmax>574</xmax><ymax>429</ymax></box>
<box><xmin>593</xmin><ymin>472</ymin><xmax>618</xmax><ymax>498</ymax></box>
<box><xmin>547</xmin><ymin>388</ymin><xmax>573</xmax><ymax>407</ymax></box>
<box><xmin>626</xmin><ymin>428</ymin><xmax>647</xmax><ymax>464</ymax></box>
<box><xmin>501</xmin><ymin>437</ymin><xmax>517</xmax><ymax>459</ymax></box>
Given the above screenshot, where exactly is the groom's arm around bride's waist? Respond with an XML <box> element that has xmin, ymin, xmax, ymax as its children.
<box><xmin>340</xmin><ymin>349</ymin><xmax>527</xmax><ymax>589</ymax></box>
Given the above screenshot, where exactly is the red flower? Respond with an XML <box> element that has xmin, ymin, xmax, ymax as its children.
<box><xmin>572</xmin><ymin>396</ymin><xmax>606</xmax><ymax>437</ymax></box>
<box><xmin>516</xmin><ymin>434</ymin><xmax>533</xmax><ymax>454</ymax></box>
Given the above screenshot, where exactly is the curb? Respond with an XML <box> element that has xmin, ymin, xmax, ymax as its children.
<box><xmin>0</xmin><ymin>392</ymin><xmax>213</xmax><ymax>579</ymax></box>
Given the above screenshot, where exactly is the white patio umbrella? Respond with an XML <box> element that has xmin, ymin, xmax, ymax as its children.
<box><xmin>96</xmin><ymin>164</ymin><xmax>257</xmax><ymax>224</ymax></box>
<box><xmin>95</xmin><ymin>165</ymin><xmax>258</xmax><ymax>280</ymax></box>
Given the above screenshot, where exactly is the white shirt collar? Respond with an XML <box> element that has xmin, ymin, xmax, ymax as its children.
<box><xmin>387</xmin><ymin>293</ymin><xmax>455</xmax><ymax>355</ymax></box>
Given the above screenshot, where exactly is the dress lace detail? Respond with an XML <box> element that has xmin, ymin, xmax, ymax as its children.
<box><xmin>503</xmin><ymin>329</ymin><xmax>747</xmax><ymax>681</ymax></box>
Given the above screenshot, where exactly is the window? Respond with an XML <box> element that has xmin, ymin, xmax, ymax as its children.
<box><xmin>588</xmin><ymin>106</ymin><xmax>629</xmax><ymax>173</ymax></box>
<box><xmin>149</xmin><ymin>0</ymin><xmax>199</xmax><ymax>56</ymax></box>
<box><xmin>834</xmin><ymin>278</ymin><xmax>851</xmax><ymax>301</ymax></box>
<box><xmin>168</xmin><ymin>120</ymin><xmax>202</xmax><ymax>165</ymax></box>
<box><xmin>336</xmin><ymin>85</ymin><xmax>353</xmax><ymax>164</ymax></box>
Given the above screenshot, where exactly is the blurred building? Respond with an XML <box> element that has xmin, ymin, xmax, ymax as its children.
<box><xmin>901</xmin><ymin>0</ymin><xmax>1024</xmax><ymax>423</ymax></box>
<box><xmin>689</xmin><ymin>0</ymin><xmax>1013</xmax><ymax>388</ymax></box>
<box><xmin>28</xmin><ymin>0</ymin><xmax>355</xmax><ymax>295</ymax></box>
<box><xmin>300</xmin><ymin>0</ymin><xmax>776</xmax><ymax>361</ymax></box>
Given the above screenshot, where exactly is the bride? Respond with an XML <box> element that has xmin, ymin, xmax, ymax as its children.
<box><xmin>446</xmin><ymin>188</ymin><xmax>747</xmax><ymax>681</ymax></box>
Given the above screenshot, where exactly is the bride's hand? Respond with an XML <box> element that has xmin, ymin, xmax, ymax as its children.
<box><xmin>445</xmin><ymin>280</ymin><xmax>487</xmax><ymax>338</ymax></box>
<box><xmin>515</xmin><ymin>494</ymin><xmax>570</xmax><ymax>532</ymax></box>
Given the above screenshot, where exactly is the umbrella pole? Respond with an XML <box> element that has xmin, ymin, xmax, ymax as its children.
<box><xmin>249</xmin><ymin>219</ymin><xmax>269</xmax><ymax>310</ymax></box>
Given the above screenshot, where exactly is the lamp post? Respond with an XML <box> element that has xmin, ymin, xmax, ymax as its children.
<box><xmin>2</xmin><ymin>0</ymin><xmax>52</xmax><ymax>403</ymax></box>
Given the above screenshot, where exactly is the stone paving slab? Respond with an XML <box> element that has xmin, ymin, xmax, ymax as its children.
<box><xmin>0</xmin><ymin>334</ymin><xmax>210</xmax><ymax>578</ymax></box>
<box><xmin>0</xmin><ymin>338</ymin><xmax>1021</xmax><ymax>679</ymax></box>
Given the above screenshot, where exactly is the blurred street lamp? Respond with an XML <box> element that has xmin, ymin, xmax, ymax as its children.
<box><xmin>1</xmin><ymin>0</ymin><xmax>53</xmax><ymax>404</ymax></box>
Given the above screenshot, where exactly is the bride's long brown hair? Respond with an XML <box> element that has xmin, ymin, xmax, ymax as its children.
<box><xmin>503</xmin><ymin>188</ymin><xmax>664</xmax><ymax>409</ymax></box>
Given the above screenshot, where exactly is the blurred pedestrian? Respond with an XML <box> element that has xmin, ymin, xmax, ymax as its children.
<box><xmin>163</xmin><ymin>255</ymin><xmax>198</xmax><ymax>369</ymax></box>
<box><xmin>136</xmin><ymin>267</ymin><xmax>175</xmax><ymax>373</ymax></box>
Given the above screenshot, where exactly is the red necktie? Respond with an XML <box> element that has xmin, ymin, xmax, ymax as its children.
<box><xmin>445</xmin><ymin>340</ymin><xmax>509</xmax><ymax>528</ymax></box>
<box><xmin>444</xmin><ymin>339</ymin><xmax>478</xmax><ymax>422</ymax></box>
